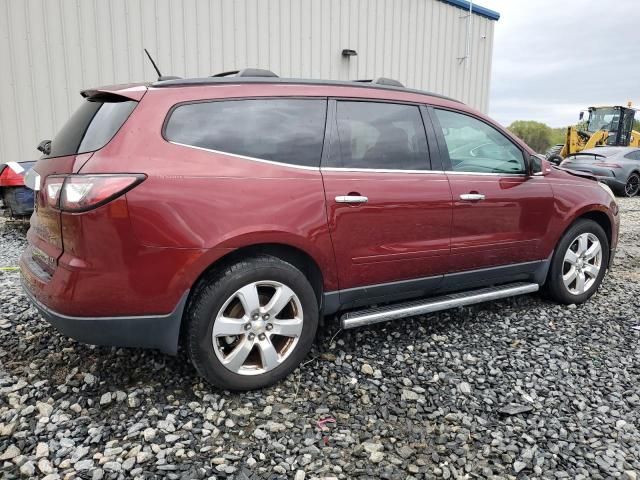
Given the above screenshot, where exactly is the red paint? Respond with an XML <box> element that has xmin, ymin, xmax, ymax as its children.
<box><xmin>322</xmin><ymin>170</ymin><xmax>452</xmax><ymax>288</ymax></box>
<box><xmin>447</xmin><ymin>174</ymin><xmax>555</xmax><ymax>271</ymax></box>
<box><xmin>21</xmin><ymin>81</ymin><xmax>619</xmax><ymax>319</ymax></box>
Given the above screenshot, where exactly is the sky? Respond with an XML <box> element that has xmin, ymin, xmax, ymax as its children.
<box><xmin>478</xmin><ymin>0</ymin><xmax>640</xmax><ymax>127</ymax></box>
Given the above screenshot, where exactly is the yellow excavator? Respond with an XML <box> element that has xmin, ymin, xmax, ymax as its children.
<box><xmin>546</xmin><ymin>103</ymin><xmax>640</xmax><ymax>164</ymax></box>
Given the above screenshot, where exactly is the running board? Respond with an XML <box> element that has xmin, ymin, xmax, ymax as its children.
<box><xmin>340</xmin><ymin>282</ymin><xmax>539</xmax><ymax>329</ymax></box>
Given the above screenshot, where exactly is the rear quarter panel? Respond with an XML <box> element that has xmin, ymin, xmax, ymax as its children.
<box><xmin>80</xmin><ymin>86</ymin><xmax>340</xmax><ymax>291</ymax></box>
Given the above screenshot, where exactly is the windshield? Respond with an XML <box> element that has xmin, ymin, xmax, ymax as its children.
<box><xmin>587</xmin><ymin>108</ymin><xmax>620</xmax><ymax>133</ymax></box>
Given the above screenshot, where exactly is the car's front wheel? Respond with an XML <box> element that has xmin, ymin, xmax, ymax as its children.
<box><xmin>186</xmin><ymin>255</ymin><xmax>318</xmax><ymax>390</ymax></box>
<box><xmin>545</xmin><ymin>219</ymin><xmax>609</xmax><ymax>304</ymax></box>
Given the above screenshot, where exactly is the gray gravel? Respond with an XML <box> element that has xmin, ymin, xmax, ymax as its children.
<box><xmin>1</xmin><ymin>200</ymin><xmax>640</xmax><ymax>479</ymax></box>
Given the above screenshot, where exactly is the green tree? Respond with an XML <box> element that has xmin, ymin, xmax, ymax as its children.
<box><xmin>507</xmin><ymin>120</ymin><xmax>553</xmax><ymax>153</ymax></box>
<box><xmin>550</xmin><ymin>127</ymin><xmax>566</xmax><ymax>146</ymax></box>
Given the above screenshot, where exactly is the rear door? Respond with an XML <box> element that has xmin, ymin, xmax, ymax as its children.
<box><xmin>321</xmin><ymin>99</ymin><xmax>452</xmax><ymax>303</ymax></box>
<box><xmin>430</xmin><ymin>107</ymin><xmax>554</xmax><ymax>273</ymax></box>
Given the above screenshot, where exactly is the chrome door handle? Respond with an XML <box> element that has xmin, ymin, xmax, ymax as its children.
<box><xmin>459</xmin><ymin>193</ymin><xmax>485</xmax><ymax>201</ymax></box>
<box><xmin>335</xmin><ymin>195</ymin><xmax>368</xmax><ymax>204</ymax></box>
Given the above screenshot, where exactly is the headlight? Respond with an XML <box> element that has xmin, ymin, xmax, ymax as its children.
<box><xmin>598</xmin><ymin>181</ymin><xmax>616</xmax><ymax>202</ymax></box>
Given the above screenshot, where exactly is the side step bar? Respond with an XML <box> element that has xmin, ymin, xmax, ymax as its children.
<box><xmin>340</xmin><ymin>282</ymin><xmax>539</xmax><ymax>329</ymax></box>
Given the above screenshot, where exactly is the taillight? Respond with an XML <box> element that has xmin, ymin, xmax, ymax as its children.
<box><xmin>44</xmin><ymin>176</ymin><xmax>65</xmax><ymax>207</ymax></box>
<box><xmin>0</xmin><ymin>164</ymin><xmax>25</xmax><ymax>187</ymax></box>
<box><xmin>44</xmin><ymin>174</ymin><xmax>145</xmax><ymax>212</ymax></box>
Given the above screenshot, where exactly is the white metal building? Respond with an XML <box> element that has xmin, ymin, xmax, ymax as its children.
<box><xmin>0</xmin><ymin>0</ymin><xmax>499</xmax><ymax>162</ymax></box>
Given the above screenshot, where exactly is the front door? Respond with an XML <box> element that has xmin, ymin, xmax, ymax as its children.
<box><xmin>321</xmin><ymin>99</ymin><xmax>452</xmax><ymax>303</ymax></box>
<box><xmin>430</xmin><ymin>107</ymin><xmax>554</xmax><ymax>273</ymax></box>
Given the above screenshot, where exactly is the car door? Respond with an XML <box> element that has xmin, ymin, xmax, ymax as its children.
<box><xmin>429</xmin><ymin>107</ymin><xmax>554</xmax><ymax>274</ymax></box>
<box><xmin>321</xmin><ymin>99</ymin><xmax>452</xmax><ymax>306</ymax></box>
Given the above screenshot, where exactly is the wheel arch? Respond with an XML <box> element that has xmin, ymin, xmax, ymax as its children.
<box><xmin>546</xmin><ymin>207</ymin><xmax>613</xmax><ymax>280</ymax></box>
<box><xmin>186</xmin><ymin>242</ymin><xmax>326</xmax><ymax>314</ymax></box>
<box><xmin>628</xmin><ymin>170</ymin><xmax>640</xmax><ymax>182</ymax></box>
<box><xmin>577</xmin><ymin>210</ymin><xmax>612</xmax><ymax>248</ymax></box>
<box><xmin>543</xmin><ymin>208</ymin><xmax>613</xmax><ymax>303</ymax></box>
<box><xmin>179</xmin><ymin>242</ymin><xmax>328</xmax><ymax>350</ymax></box>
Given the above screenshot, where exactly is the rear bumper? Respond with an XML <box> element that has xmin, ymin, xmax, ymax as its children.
<box><xmin>22</xmin><ymin>279</ymin><xmax>188</xmax><ymax>355</ymax></box>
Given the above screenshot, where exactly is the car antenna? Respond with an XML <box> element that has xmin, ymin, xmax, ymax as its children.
<box><xmin>144</xmin><ymin>48</ymin><xmax>163</xmax><ymax>80</ymax></box>
<box><xmin>143</xmin><ymin>48</ymin><xmax>182</xmax><ymax>82</ymax></box>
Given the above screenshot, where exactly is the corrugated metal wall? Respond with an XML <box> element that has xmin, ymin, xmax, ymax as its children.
<box><xmin>0</xmin><ymin>0</ymin><xmax>495</xmax><ymax>162</ymax></box>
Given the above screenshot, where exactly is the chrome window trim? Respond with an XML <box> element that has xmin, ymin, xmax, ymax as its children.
<box><xmin>321</xmin><ymin>167</ymin><xmax>446</xmax><ymax>174</ymax></box>
<box><xmin>168</xmin><ymin>141</ymin><xmax>321</xmax><ymax>171</ymax></box>
<box><xmin>169</xmin><ymin>142</ymin><xmax>527</xmax><ymax>177</ymax></box>
<box><xmin>446</xmin><ymin>171</ymin><xmax>527</xmax><ymax>177</ymax></box>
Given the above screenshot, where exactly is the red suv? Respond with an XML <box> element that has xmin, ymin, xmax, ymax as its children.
<box><xmin>21</xmin><ymin>70</ymin><xmax>619</xmax><ymax>390</ymax></box>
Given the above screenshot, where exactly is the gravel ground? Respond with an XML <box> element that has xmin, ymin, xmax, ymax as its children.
<box><xmin>1</xmin><ymin>200</ymin><xmax>640</xmax><ymax>480</ymax></box>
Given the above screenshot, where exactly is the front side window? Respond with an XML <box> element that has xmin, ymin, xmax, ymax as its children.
<box><xmin>164</xmin><ymin>99</ymin><xmax>327</xmax><ymax>167</ymax></box>
<box><xmin>329</xmin><ymin>101</ymin><xmax>429</xmax><ymax>170</ymax></box>
<box><xmin>434</xmin><ymin>109</ymin><xmax>525</xmax><ymax>174</ymax></box>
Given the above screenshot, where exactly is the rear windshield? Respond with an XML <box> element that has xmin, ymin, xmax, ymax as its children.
<box><xmin>47</xmin><ymin>99</ymin><xmax>137</xmax><ymax>158</ymax></box>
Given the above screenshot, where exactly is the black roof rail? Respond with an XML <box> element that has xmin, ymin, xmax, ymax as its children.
<box><xmin>151</xmin><ymin>77</ymin><xmax>461</xmax><ymax>104</ymax></box>
<box><xmin>211</xmin><ymin>68</ymin><xmax>278</xmax><ymax>78</ymax></box>
<box><xmin>355</xmin><ymin>77</ymin><xmax>405</xmax><ymax>87</ymax></box>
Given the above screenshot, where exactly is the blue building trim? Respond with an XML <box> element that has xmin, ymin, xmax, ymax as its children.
<box><xmin>439</xmin><ymin>0</ymin><xmax>500</xmax><ymax>21</ymax></box>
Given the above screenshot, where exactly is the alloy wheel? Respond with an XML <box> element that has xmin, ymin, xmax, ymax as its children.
<box><xmin>625</xmin><ymin>174</ymin><xmax>640</xmax><ymax>197</ymax></box>
<box><xmin>211</xmin><ymin>281</ymin><xmax>303</xmax><ymax>375</ymax></box>
<box><xmin>562</xmin><ymin>233</ymin><xmax>602</xmax><ymax>296</ymax></box>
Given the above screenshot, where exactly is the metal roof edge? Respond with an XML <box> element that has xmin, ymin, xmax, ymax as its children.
<box><xmin>438</xmin><ymin>0</ymin><xmax>500</xmax><ymax>21</ymax></box>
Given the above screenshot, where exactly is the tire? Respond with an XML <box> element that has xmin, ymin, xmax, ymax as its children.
<box><xmin>624</xmin><ymin>172</ymin><xmax>640</xmax><ymax>197</ymax></box>
<box><xmin>545</xmin><ymin>219</ymin><xmax>609</xmax><ymax>305</ymax></box>
<box><xmin>545</xmin><ymin>144</ymin><xmax>564</xmax><ymax>165</ymax></box>
<box><xmin>548</xmin><ymin>154</ymin><xmax>564</xmax><ymax>166</ymax></box>
<box><xmin>545</xmin><ymin>144</ymin><xmax>563</xmax><ymax>157</ymax></box>
<box><xmin>186</xmin><ymin>255</ymin><xmax>318</xmax><ymax>390</ymax></box>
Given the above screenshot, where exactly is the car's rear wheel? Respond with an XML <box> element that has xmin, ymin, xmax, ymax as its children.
<box><xmin>545</xmin><ymin>219</ymin><xmax>609</xmax><ymax>304</ymax></box>
<box><xmin>624</xmin><ymin>172</ymin><xmax>640</xmax><ymax>197</ymax></box>
<box><xmin>186</xmin><ymin>255</ymin><xmax>318</xmax><ymax>390</ymax></box>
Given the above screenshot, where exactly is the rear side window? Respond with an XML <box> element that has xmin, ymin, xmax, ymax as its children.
<box><xmin>624</xmin><ymin>150</ymin><xmax>640</xmax><ymax>160</ymax></box>
<box><xmin>164</xmin><ymin>99</ymin><xmax>327</xmax><ymax>167</ymax></box>
<box><xmin>48</xmin><ymin>99</ymin><xmax>137</xmax><ymax>158</ymax></box>
<box><xmin>329</xmin><ymin>101</ymin><xmax>429</xmax><ymax>170</ymax></box>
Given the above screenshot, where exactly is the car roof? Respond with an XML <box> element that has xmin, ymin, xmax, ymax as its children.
<box><xmin>578</xmin><ymin>146</ymin><xmax>640</xmax><ymax>157</ymax></box>
<box><xmin>151</xmin><ymin>76</ymin><xmax>463</xmax><ymax>104</ymax></box>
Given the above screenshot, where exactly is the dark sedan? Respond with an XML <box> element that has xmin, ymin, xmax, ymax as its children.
<box><xmin>560</xmin><ymin>147</ymin><xmax>640</xmax><ymax>197</ymax></box>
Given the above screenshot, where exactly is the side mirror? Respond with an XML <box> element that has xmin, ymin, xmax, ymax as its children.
<box><xmin>37</xmin><ymin>140</ymin><xmax>51</xmax><ymax>155</ymax></box>
<box><xmin>579</xmin><ymin>111</ymin><xmax>584</xmax><ymax>121</ymax></box>
<box><xmin>529</xmin><ymin>154</ymin><xmax>551</xmax><ymax>176</ymax></box>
